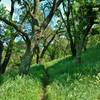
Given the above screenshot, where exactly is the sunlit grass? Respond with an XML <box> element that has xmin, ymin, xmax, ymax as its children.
<box><xmin>0</xmin><ymin>64</ymin><xmax>45</xmax><ymax>100</ymax></box>
<box><xmin>0</xmin><ymin>76</ymin><xmax>43</xmax><ymax>100</ymax></box>
<box><xmin>0</xmin><ymin>44</ymin><xmax>100</xmax><ymax>100</ymax></box>
<box><xmin>47</xmin><ymin>74</ymin><xmax>100</xmax><ymax>100</ymax></box>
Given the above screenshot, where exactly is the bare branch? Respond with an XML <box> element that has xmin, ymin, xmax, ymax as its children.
<box><xmin>10</xmin><ymin>0</ymin><xmax>15</xmax><ymax>18</ymax></box>
<box><xmin>0</xmin><ymin>17</ymin><xmax>31</xmax><ymax>47</ymax></box>
<box><xmin>41</xmin><ymin>0</ymin><xmax>63</xmax><ymax>30</ymax></box>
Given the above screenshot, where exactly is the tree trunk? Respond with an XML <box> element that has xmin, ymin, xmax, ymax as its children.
<box><xmin>36</xmin><ymin>46</ymin><xmax>40</xmax><ymax>64</ymax></box>
<box><xmin>75</xmin><ymin>37</ymin><xmax>84</xmax><ymax>64</ymax></box>
<box><xmin>83</xmin><ymin>37</ymin><xmax>88</xmax><ymax>51</ymax></box>
<box><xmin>0</xmin><ymin>41</ymin><xmax>3</xmax><ymax>63</ymax></box>
<box><xmin>76</xmin><ymin>43</ymin><xmax>82</xmax><ymax>64</ymax></box>
<box><xmin>70</xmin><ymin>40</ymin><xmax>76</xmax><ymax>57</ymax></box>
<box><xmin>19</xmin><ymin>48</ymin><xmax>33</xmax><ymax>75</ymax></box>
<box><xmin>0</xmin><ymin>35</ymin><xmax>16</xmax><ymax>74</ymax></box>
<box><xmin>36</xmin><ymin>53</ymin><xmax>40</xmax><ymax>64</ymax></box>
<box><xmin>0</xmin><ymin>40</ymin><xmax>3</xmax><ymax>73</ymax></box>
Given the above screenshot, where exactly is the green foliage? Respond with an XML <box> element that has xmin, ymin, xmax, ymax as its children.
<box><xmin>88</xmin><ymin>34</ymin><xmax>100</xmax><ymax>47</ymax></box>
<box><xmin>46</xmin><ymin>37</ymin><xmax>70</xmax><ymax>60</ymax></box>
<box><xmin>0</xmin><ymin>4</ymin><xmax>10</xmax><ymax>18</ymax></box>
<box><xmin>0</xmin><ymin>43</ymin><xmax>100</xmax><ymax>100</ymax></box>
<box><xmin>0</xmin><ymin>0</ymin><xmax>100</xmax><ymax>99</ymax></box>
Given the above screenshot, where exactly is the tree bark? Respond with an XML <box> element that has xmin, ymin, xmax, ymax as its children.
<box><xmin>0</xmin><ymin>34</ymin><xmax>16</xmax><ymax>74</ymax></box>
<box><xmin>19</xmin><ymin>47</ymin><xmax>34</xmax><ymax>75</ymax></box>
<box><xmin>70</xmin><ymin>42</ymin><xmax>76</xmax><ymax>57</ymax></box>
<box><xmin>36</xmin><ymin>46</ymin><xmax>40</xmax><ymax>64</ymax></box>
<box><xmin>0</xmin><ymin>40</ymin><xmax>3</xmax><ymax>73</ymax></box>
<box><xmin>75</xmin><ymin>36</ymin><xmax>84</xmax><ymax>64</ymax></box>
<box><xmin>61</xmin><ymin>1</ymin><xmax>76</xmax><ymax>57</ymax></box>
<box><xmin>76</xmin><ymin>43</ymin><xmax>82</xmax><ymax>64</ymax></box>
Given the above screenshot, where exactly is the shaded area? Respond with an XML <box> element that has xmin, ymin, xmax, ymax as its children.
<box><xmin>46</xmin><ymin>44</ymin><xmax>100</xmax><ymax>83</ymax></box>
<box><xmin>0</xmin><ymin>44</ymin><xmax>100</xmax><ymax>100</ymax></box>
<box><xmin>45</xmin><ymin>44</ymin><xmax>100</xmax><ymax>100</ymax></box>
<box><xmin>0</xmin><ymin>64</ymin><xmax>49</xmax><ymax>100</ymax></box>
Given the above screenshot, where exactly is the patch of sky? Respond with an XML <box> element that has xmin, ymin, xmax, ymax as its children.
<box><xmin>0</xmin><ymin>0</ymin><xmax>62</xmax><ymax>29</ymax></box>
<box><xmin>0</xmin><ymin>0</ymin><xmax>65</xmax><ymax>42</ymax></box>
<box><xmin>0</xmin><ymin>0</ymin><xmax>11</xmax><ymax>11</ymax></box>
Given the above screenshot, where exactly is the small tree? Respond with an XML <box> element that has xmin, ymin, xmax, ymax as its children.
<box><xmin>56</xmin><ymin>0</ymin><xmax>100</xmax><ymax>63</ymax></box>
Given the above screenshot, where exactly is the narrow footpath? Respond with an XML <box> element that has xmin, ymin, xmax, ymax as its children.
<box><xmin>41</xmin><ymin>65</ymin><xmax>49</xmax><ymax>100</ymax></box>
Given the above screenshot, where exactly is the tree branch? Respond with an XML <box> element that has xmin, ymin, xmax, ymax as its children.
<box><xmin>10</xmin><ymin>0</ymin><xmax>15</xmax><ymax>18</ymax></box>
<box><xmin>0</xmin><ymin>17</ymin><xmax>31</xmax><ymax>48</ymax></box>
<box><xmin>40</xmin><ymin>0</ymin><xmax>63</xmax><ymax>30</ymax></box>
<box><xmin>40</xmin><ymin>22</ymin><xmax>62</xmax><ymax>58</ymax></box>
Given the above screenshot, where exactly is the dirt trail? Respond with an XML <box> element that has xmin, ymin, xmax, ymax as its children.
<box><xmin>41</xmin><ymin>66</ymin><xmax>49</xmax><ymax>100</ymax></box>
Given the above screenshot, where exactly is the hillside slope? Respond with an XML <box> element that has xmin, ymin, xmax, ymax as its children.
<box><xmin>46</xmin><ymin>44</ymin><xmax>100</xmax><ymax>100</ymax></box>
<box><xmin>0</xmin><ymin>44</ymin><xmax>100</xmax><ymax>100</ymax></box>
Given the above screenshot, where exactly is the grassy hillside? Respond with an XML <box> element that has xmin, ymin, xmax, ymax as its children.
<box><xmin>0</xmin><ymin>44</ymin><xmax>100</xmax><ymax>100</ymax></box>
<box><xmin>46</xmin><ymin>44</ymin><xmax>100</xmax><ymax>100</ymax></box>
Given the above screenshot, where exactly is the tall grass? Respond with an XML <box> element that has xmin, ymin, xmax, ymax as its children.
<box><xmin>0</xmin><ymin>44</ymin><xmax>100</xmax><ymax>100</ymax></box>
<box><xmin>46</xmin><ymin>44</ymin><xmax>100</xmax><ymax>100</ymax></box>
<box><xmin>0</xmin><ymin>64</ymin><xmax>45</xmax><ymax>100</ymax></box>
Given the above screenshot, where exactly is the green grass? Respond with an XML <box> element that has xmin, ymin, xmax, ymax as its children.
<box><xmin>0</xmin><ymin>76</ymin><xmax>43</xmax><ymax>100</ymax></box>
<box><xmin>46</xmin><ymin>44</ymin><xmax>100</xmax><ymax>100</ymax></box>
<box><xmin>0</xmin><ymin>44</ymin><xmax>100</xmax><ymax>100</ymax></box>
<box><xmin>0</xmin><ymin>64</ymin><xmax>45</xmax><ymax>100</ymax></box>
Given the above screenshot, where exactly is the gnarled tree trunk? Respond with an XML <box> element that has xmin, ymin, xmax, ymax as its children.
<box><xmin>19</xmin><ymin>47</ymin><xmax>34</xmax><ymax>75</ymax></box>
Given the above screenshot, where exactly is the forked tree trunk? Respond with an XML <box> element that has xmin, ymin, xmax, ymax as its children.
<box><xmin>0</xmin><ymin>34</ymin><xmax>16</xmax><ymax>74</ymax></box>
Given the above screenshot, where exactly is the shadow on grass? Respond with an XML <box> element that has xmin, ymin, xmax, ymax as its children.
<box><xmin>0</xmin><ymin>67</ymin><xmax>18</xmax><ymax>85</ymax></box>
<box><xmin>46</xmin><ymin>45</ymin><xmax>100</xmax><ymax>84</ymax></box>
<box><xmin>29</xmin><ymin>64</ymin><xmax>46</xmax><ymax>81</ymax></box>
<box><xmin>0</xmin><ymin>44</ymin><xmax>100</xmax><ymax>87</ymax></box>
<box><xmin>0</xmin><ymin>64</ymin><xmax>45</xmax><ymax>86</ymax></box>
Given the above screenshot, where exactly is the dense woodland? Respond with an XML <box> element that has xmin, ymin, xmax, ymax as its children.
<box><xmin>0</xmin><ymin>0</ymin><xmax>100</xmax><ymax>100</ymax></box>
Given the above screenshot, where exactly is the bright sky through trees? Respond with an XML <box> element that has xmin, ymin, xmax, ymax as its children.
<box><xmin>0</xmin><ymin>0</ymin><xmax>11</xmax><ymax>11</ymax></box>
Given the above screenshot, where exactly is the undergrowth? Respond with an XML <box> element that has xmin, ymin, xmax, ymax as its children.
<box><xmin>0</xmin><ymin>44</ymin><xmax>100</xmax><ymax>100</ymax></box>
